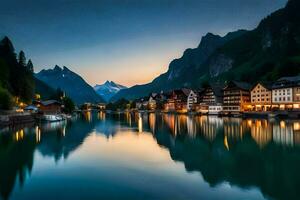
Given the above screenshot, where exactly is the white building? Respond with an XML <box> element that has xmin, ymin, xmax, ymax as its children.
<box><xmin>208</xmin><ymin>105</ymin><xmax>223</xmax><ymax>115</ymax></box>
<box><xmin>187</xmin><ymin>90</ymin><xmax>198</xmax><ymax>111</ymax></box>
<box><xmin>272</xmin><ymin>76</ymin><xmax>300</xmax><ymax>110</ymax></box>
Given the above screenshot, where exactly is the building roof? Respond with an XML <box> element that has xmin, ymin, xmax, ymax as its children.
<box><xmin>277</xmin><ymin>75</ymin><xmax>300</xmax><ymax>82</ymax></box>
<box><xmin>272</xmin><ymin>76</ymin><xmax>300</xmax><ymax>89</ymax></box>
<box><xmin>224</xmin><ymin>81</ymin><xmax>251</xmax><ymax>91</ymax></box>
<box><xmin>251</xmin><ymin>82</ymin><xmax>273</xmax><ymax>91</ymax></box>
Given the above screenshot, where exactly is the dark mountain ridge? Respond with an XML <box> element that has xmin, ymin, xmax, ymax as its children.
<box><xmin>113</xmin><ymin>0</ymin><xmax>300</xmax><ymax>101</ymax></box>
<box><xmin>36</xmin><ymin>65</ymin><xmax>104</xmax><ymax>104</ymax></box>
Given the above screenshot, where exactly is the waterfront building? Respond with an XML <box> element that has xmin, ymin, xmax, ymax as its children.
<box><xmin>164</xmin><ymin>89</ymin><xmax>191</xmax><ymax>112</ymax></box>
<box><xmin>187</xmin><ymin>89</ymin><xmax>204</xmax><ymax>111</ymax></box>
<box><xmin>197</xmin><ymin>85</ymin><xmax>223</xmax><ymax>114</ymax></box>
<box><xmin>35</xmin><ymin>100</ymin><xmax>62</xmax><ymax>114</ymax></box>
<box><xmin>148</xmin><ymin>93</ymin><xmax>158</xmax><ymax>110</ymax></box>
<box><xmin>223</xmin><ymin>81</ymin><xmax>251</xmax><ymax>114</ymax></box>
<box><xmin>97</xmin><ymin>103</ymin><xmax>106</xmax><ymax>110</ymax></box>
<box><xmin>135</xmin><ymin>97</ymin><xmax>149</xmax><ymax>110</ymax></box>
<box><xmin>250</xmin><ymin>82</ymin><xmax>272</xmax><ymax>111</ymax></box>
<box><xmin>272</xmin><ymin>76</ymin><xmax>300</xmax><ymax>110</ymax></box>
<box><xmin>187</xmin><ymin>90</ymin><xmax>197</xmax><ymax>111</ymax></box>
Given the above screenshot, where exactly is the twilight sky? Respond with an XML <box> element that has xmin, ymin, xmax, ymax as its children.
<box><xmin>0</xmin><ymin>0</ymin><xmax>287</xmax><ymax>87</ymax></box>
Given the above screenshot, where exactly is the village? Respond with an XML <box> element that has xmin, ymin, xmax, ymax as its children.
<box><xmin>134</xmin><ymin>76</ymin><xmax>300</xmax><ymax>118</ymax></box>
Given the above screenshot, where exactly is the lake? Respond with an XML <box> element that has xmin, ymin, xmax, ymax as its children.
<box><xmin>0</xmin><ymin>112</ymin><xmax>300</xmax><ymax>200</ymax></box>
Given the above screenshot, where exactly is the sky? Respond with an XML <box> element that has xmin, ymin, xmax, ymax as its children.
<box><xmin>0</xmin><ymin>0</ymin><xmax>288</xmax><ymax>87</ymax></box>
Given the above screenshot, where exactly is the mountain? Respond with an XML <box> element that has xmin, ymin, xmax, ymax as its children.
<box><xmin>112</xmin><ymin>30</ymin><xmax>247</xmax><ymax>100</ymax></box>
<box><xmin>35</xmin><ymin>65</ymin><xmax>104</xmax><ymax>104</ymax></box>
<box><xmin>34</xmin><ymin>77</ymin><xmax>56</xmax><ymax>100</ymax></box>
<box><xmin>113</xmin><ymin>0</ymin><xmax>300</xmax><ymax>101</ymax></box>
<box><xmin>94</xmin><ymin>81</ymin><xmax>127</xmax><ymax>102</ymax></box>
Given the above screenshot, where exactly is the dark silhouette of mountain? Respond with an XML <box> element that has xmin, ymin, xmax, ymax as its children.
<box><xmin>37</xmin><ymin>119</ymin><xmax>95</xmax><ymax>162</ymax></box>
<box><xmin>35</xmin><ymin>65</ymin><xmax>104</xmax><ymax>104</ymax></box>
<box><xmin>34</xmin><ymin>77</ymin><xmax>56</xmax><ymax>100</ymax></box>
<box><xmin>94</xmin><ymin>81</ymin><xmax>127</xmax><ymax>102</ymax></box>
<box><xmin>0</xmin><ymin>37</ymin><xmax>35</xmax><ymax>104</ymax></box>
<box><xmin>113</xmin><ymin>0</ymin><xmax>300</xmax><ymax>100</ymax></box>
<box><xmin>0</xmin><ymin>133</ymin><xmax>36</xmax><ymax>200</ymax></box>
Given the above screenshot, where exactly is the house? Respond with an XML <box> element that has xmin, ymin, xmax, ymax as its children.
<box><xmin>153</xmin><ymin>92</ymin><xmax>167</xmax><ymax>110</ymax></box>
<box><xmin>208</xmin><ymin>86</ymin><xmax>224</xmax><ymax>115</ymax></box>
<box><xmin>148</xmin><ymin>93</ymin><xmax>158</xmax><ymax>110</ymax></box>
<box><xmin>223</xmin><ymin>81</ymin><xmax>251</xmax><ymax>114</ymax></box>
<box><xmin>187</xmin><ymin>90</ymin><xmax>204</xmax><ymax>111</ymax></box>
<box><xmin>34</xmin><ymin>100</ymin><xmax>62</xmax><ymax>114</ymax></box>
<box><xmin>250</xmin><ymin>82</ymin><xmax>272</xmax><ymax>111</ymax></box>
<box><xmin>135</xmin><ymin>97</ymin><xmax>148</xmax><ymax>110</ymax></box>
<box><xmin>272</xmin><ymin>76</ymin><xmax>300</xmax><ymax>110</ymax></box>
<box><xmin>164</xmin><ymin>89</ymin><xmax>191</xmax><ymax>112</ymax></box>
<box><xmin>164</xmin><ymin>92</ymin><xmax>175</xmax><ymax>111</ymax></box>
<box><xmin>97</xmin><ymin>103</ymin><xmax>106</xmax><ymax>110</ymax></box>
<box><xmin>198</xmin><ymin>85</ymin><xmax>223</xmax><ymax>114</ymax></box>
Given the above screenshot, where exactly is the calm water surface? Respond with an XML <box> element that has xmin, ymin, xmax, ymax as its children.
<box><xmin>1</xmin><ymin>112</ymin><xmax>300</xmax><ymax>200</ymax></box>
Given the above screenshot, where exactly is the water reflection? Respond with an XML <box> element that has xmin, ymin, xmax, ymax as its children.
<box><xmin>0</xmin><ymin>113</ymin><xmax>300</xmax><ymax>200</ymax></box>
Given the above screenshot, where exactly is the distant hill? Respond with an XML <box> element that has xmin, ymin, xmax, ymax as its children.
<box><xmin>113</xmin><ymin>0</ymin><xmax>300</xmax><ymax>100</ymax></box>
<box><xmin>94</xmin><ymin>81</ymin><xmax>127</xmax><ymax>102</ymax></box>
<box><xmin>35</xmin><ymin>65</ymin><xmax>104</xmax><ymax>104</ymax></box>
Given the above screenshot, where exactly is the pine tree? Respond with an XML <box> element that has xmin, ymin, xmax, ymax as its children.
<box><xmin>18</xmin><ymin>50</ymin><xmax>26</xmax><ymax>67</ymax></box>
<box><xmin>27</xmin><ymin>59</ymin><xmax>34</xmax><ymax>72</ymax></box>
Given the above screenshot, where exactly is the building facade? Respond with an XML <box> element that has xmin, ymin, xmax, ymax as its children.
<box><xmin>187</xmin><ymin>90</ymin><xmax>198</xmax><ymax>111</ymax></box>
<box><xmin>272</xmin><ymin>76</ymin><xmax>300</xmax><ymax>110</ymax></box>
<box><xmin>223</xmin><ymin>81</ymin><xmax>251</xmax><ymax>113</ymax></box>
<box><xmin>251</xmin><ymin>83</ymin><xmax>272</xmax><ymax>111</ymax></box>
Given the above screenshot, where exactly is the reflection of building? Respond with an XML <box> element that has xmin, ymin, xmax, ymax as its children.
<box><xmin>223</xmin><ymin>81</ymin><xmax>251</xmax><ymax>113</ymax></box>
<box><xmin>250</xmin><ymin>83</ymin><xmax>272</xmax><ymax>111</ymax></box>
<box><xmin>197</xmin><ymin>116</ymin><xmax>223</xmax><ymax>141</ymax></box>
<box><xmin>273</xmin><ymin>121</ymin><xmax>294</xmax><ymax>146</ymax></box>
<box><xmin>272</xmin><ymin>76</ymin><xmax>300</xmax><ymax>110</ymax></box>
<box><xmin>149</xmin><ymin>113</ymin><xmax>156</xmax><ymax>133</ymax></box>
<box><xmin>249</xmin><ymin>119</ymin><xmax>272</xmax><ymax>147</ymax></box>
<box><xmin>223</xmin><ymin>117</ymin><xmax>248</xmax><ymax>140</ymax></box>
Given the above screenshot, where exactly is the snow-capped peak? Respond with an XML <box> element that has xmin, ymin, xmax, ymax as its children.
<box><xmin>94</xmin><ymin>81</ymin><xmax>127</xmax><ymax>102</ymax></box>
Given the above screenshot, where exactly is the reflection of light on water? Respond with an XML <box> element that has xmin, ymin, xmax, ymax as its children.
<box><xmin>247</xmin><ymin>120</ymin><xmax>252</xmax><ymax>127</ymax></box>
<box><xmin>84</xmin><ymin>111</ymin><xmax>92</xmax><ymax>122</ymax></box>
<box><xmin>62</xmin><ymin>125</ymin><xmax>66</xmax><ymax>137</ymax></box>
<box><xmin>187</xmin><ymin>116</ymin><xmax>196</xmax><ymax>138</ymax></box>
<box><xmin>138</xmin><ymin>113</ymin><xmax>143</xmax><ymax>133</ymax></box>
<box><xmin>98</xmin><ymin>111</ymin><xmax>106</xmax><ymax>121</ymax></box>
<box><xmin>149</xmin><ymin>113</ymin><xmax>156</xmax><ymax>133</ymax></box>
<box><xmin>35</xmin><ymin>126</ymin><xmax>41</xmax><ymax>142</ymax></box>
<box><xmin>293</xmin><ymin>122</ymin><xmax>300</xmax><ymax>131</ymax></box>
<box><xmin>250</xmin><ymin>120</ymin><xmax>272</xmax><ymax>148</ymax></box>
<box><xmin>15</xmin><ymin>129</ymin><xmax>24</xmax><ymax>141</ymax></box>
<box><xmin>224</xmin><ymin>135</ymin><xmax>229</xmax><ymax>150</ymax></box>
<box><xmin>273</xmin><ymin>122</ymin><xmax>294</xmax><ymax>147</ymax></box>
<box><xmin>280</xmin><ymin>121</ymin><xmax>286</xmax><ymax>128</ymax></box>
